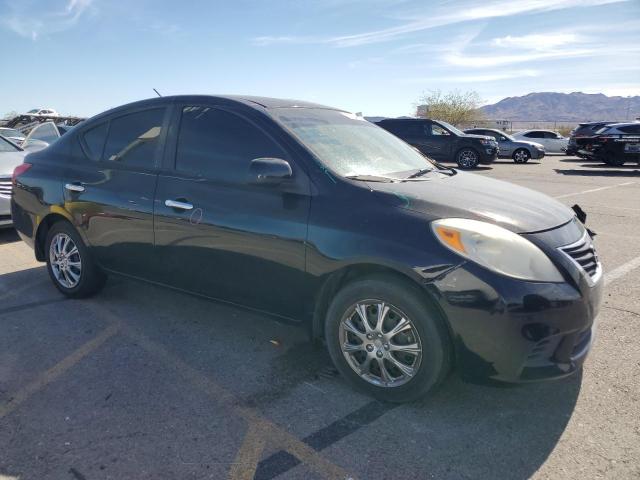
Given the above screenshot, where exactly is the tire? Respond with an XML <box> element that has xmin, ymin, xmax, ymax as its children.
<box><xmin>512</xmin><ymin>148</ymin><xmax>531</xmax><ymax>163</ymax></box>
<box><xmin>324</xmin><ymin>275</ymin><xmax>452</xmax><ymax>403</ymax></box>
<box><xmin>45</xmin><ymin>221</ymin><xmax>106</xmax><ymax>298</ymax></box>
<box><xmin>602</xmin><ymin>153</ymin><xmax>626</xmax><ymax>166</ymax></box>
<box><xmin>456</xmin><ymin>148</ymin><xmax>480</xmax><ymax>169</ymax></box>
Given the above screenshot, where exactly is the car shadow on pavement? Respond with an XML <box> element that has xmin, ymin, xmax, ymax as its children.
<box><xmin>0</xmin><ymin>267</ymin><xmax>584</xmax><ymax>480</ymax></box>
<box><xmin>0</xmin><ymin>229</ymin><xmax>20</xmax><ymax>245</ymax></box>
<box><xmin>555</xmin><ymin>167</ymin><xmax>640</xmax><ymax>177</ymax></box>
<box><xmin>404</xmin><ymin>370</ymin><xmax>582</xmax><ymax>479</ymax></box>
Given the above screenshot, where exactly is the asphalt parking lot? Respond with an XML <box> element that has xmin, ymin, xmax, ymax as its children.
<box><xmin>1</xmin><ymin>155</ymin><xmax>639</xmax><ymax>480</ymax></box>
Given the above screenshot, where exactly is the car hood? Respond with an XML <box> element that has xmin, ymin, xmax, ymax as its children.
<box><xmin>369</xmin><ymin>171</ymin><xmax>573</xmax><ymax>233</ymax></box>
<box><xmin>0</xmin><ymin>150</ymin><xmax>26</xmax><ymax>177</ymax></box>
<box><xmin>515</xmin><ymin>140</ymin><xmax>545</xmax><ymax>150</ymax></box>
<box><xmin>462</xmin><ymin>133</ymin><xmax>494</xmax><ymax>141</ymax></box>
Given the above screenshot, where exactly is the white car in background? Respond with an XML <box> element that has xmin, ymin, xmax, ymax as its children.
<box><xmin>0</xmin><ymin>136</ymin><xmax>26</xmax><ymax>228</ymax></box>
<box><xmin>26</xmin><ymin>108</ymin><xmax>59</xmax><ymax>117</ymax></box>
<box><xmin>513</xmin><ymin>129</ymin><xmax>568</xmax><ymax>154</ymax></box>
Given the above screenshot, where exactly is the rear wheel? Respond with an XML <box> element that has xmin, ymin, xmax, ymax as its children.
<box><xmin>45</xmin><ymin>221</ymin><xmax>106</xmax><ymax>298</ymax></box>
<box><xmin>602</xmin><ymin>153</ymin><xmax>626</xmax><ymax>166</ymax></box>
<box><xmin>325</xmin><ymin>276</ymin><xmax>451</xmax><ymax>402</ymax></box>
<box><xmin>512</xmin><ymin>148</ymin><xmax>531</xmax><ymax>163</ymax></box>
<box><xmin>456</xmin><ymin>148</ymin><xmax>480</xmax><ymax>169</ymax></box>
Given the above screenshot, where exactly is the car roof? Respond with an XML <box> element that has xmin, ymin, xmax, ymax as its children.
<box><xmin>599</xmin><ymin>122</ymin><xmax>640</xmax><ymax>128</ymax></box>
<box><xmin>85</xmin><ymin>95</ymin><xmax>346</xmax><ymax>125</ymax></box>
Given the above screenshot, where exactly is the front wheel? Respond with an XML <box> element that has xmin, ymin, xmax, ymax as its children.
<box><xmin>325</xmin><ymin>276</ymin><xmax>451</xmax><ymax>402</ymax></box>
<box><xmin>456</xmin><ymin>148</ymin><xmax>480</xmax><ymax>169</ymax></box>
<box><xmin>513</xmin><ymin>148</ymin><xmax>531</xmax><ymax>163</ymax></box>
<box><xmin>45</xmin><ymin>221</ymin><xmax>106</xmax><ymax>298</ymax></box>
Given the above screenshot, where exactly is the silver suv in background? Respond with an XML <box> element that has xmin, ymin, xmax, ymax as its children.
<box><xmin>464</xmin><ymin>128</ymin><xmax>545</xmax><ymax>163</ymax></box>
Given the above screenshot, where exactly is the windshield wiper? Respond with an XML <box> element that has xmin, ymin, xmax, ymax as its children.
<box><xmin>434</xmin><ymin>163</ymin><xmax>457</xmax><ymax>176</ymax></box>
<box><xmin>345</xmin><ymin>174</ymin><xmax>396</xmax><ymax>183</ymax></box>
<box><xmin>405</xmin><ymin>168</ymin><xmax>433</xmax><ymax>179</ymax></box>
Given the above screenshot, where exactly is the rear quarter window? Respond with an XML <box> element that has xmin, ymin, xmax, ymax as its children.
<box><xmin>81</xmin><ymin>122</ymin><xmax>108</xmax><ymax>161</ymax></box>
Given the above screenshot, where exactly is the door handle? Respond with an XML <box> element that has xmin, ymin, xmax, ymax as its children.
<box><xmin>165</xmin><ymin>199</ymin><xmax>193</xmax><ymax>210</ymax></box>
<box><xmin>65</xmin><ymin>183</ymin><xmax>85</xmax><ymax>193</ymax></box>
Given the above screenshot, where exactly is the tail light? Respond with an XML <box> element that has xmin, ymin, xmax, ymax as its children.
<box><xmin>12</xmin><ymin>163</ymin><xmax>32</xmax><ymax>186</ymax></box>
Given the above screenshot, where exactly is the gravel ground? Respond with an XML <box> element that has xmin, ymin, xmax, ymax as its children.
<box><xmin>0</xmin><ymin>155</ymin><xmax>638</xmax><ymax>480</ymax></box>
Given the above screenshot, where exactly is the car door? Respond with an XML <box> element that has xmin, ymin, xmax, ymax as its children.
<box><xmin>545</xmin><ymin>131</ymin><xmax>566</xmax><ymax>153</ymax></box>
<box><xmin>523</xmin><ymin>131</ymin><xmax>547</xmax><ymax>150</ymax></box>
<box><xmin>422</xmin><ymin>122</ymin><xmax>452</xmax><ymax>161</ymax></box>
<box><xmin>64</xmin><ymin>106</ymin><xmax>169</xmax><ymax>277</ymax></box>
<box><xmin>153</xmin><ymin>104</ymin><xmax>311</xmax><ymax>319</ymax></box>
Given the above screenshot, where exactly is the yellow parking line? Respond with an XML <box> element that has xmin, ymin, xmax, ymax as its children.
<box><xmin>228</xmin><ymin>421</ymin><xmax>268</xmax><ymax>480</ymax></box>
<box><xmin>120</xmin><ymin>325</ymin><xmax>354</xmax><ymax>480</ymax></box>
<box><xmin>0</xmin><ymin>322</ymin><xmax>120</xmax><ymax>419</ymax></box>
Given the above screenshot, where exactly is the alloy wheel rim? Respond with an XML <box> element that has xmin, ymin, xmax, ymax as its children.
<box><xmin>515</xmin><ymin>150</ymin><xmax>528</xmax><ymax>162</ymax></box>
<box><xmin>49</xmin><ymin>233</ymin><xmax>82</xmax><ymax>288</ymax></box>
<box><xmin>459</xmin><ymin>150</ymin><xmax>477</xmax><ymax>167</ymax></box>
<box><xmin>339</xmin><ymin>300</ymin><xmax>422</xmax><ymax>387</ymax></box>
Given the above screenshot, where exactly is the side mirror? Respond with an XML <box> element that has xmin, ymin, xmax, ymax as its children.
<box><xmin>249</xmin><ymin>157</ymin><xmax>292</xmax><ymax>185</ymax></box>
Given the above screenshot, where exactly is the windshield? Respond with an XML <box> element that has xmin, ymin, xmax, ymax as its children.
<box><xmin>271</xmin><ymin>109</ymin><xmax>435</xmax><ymax>178</ymax></box>
<box><xmin>0</xmin><ymin>128</ymin><xmax>24</xmax><ymax>138</ymax></box>
<box><xmin>436</xmin><ymin>120</ymin><xmax>465</xmax><ymax>136</ymax></box>
<box><xmin>27</xmin><ymin>109</ymin><xmax>40</xmax><ymax>114</ymax></box>
<box><xmin>0</xmin><ymin>136</ymin><xmax>20</xmax><ymax>152</ymax></box>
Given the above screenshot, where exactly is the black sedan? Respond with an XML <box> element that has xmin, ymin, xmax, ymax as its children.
<box><xmin>11</xmin><ymin>95</ymin><xmax>603</xmax><ymax>402</ymax></box>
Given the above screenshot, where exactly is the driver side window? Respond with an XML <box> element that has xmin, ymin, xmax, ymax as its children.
<box><xmin>430</xmin><ymin>124</ymin><xmax>450</xmax><ymax>136</ymax></box>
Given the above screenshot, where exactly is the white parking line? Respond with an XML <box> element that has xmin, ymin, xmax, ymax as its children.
<box><xmin>554</xmin><ymin>181</ymin><xmax>635</xmax><ymax>199</ymax></box>
<box><xmin>605</xmin><ymin>254</ymin><xmax>640</xmax><ymax>286</ymax></box>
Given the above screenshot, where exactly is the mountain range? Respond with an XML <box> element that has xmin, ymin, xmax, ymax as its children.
<box><xmin>480</xmin><ymin>92</ymin><xmax>640</xmax><ymax>122</ymax></box>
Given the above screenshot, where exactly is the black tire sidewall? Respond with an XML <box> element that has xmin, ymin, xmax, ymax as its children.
<box><xmin>45</xmin><ymin>221</ymin><xmax>100</xmax><ymax>297</ymax></box>
<box><xmin>325</xmin><ymin>277</ymin><xmax>450</xmax><ymax>402</ymax></box>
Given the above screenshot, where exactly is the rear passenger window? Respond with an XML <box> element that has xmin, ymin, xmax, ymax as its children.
<box><xmin>102</xmin><ymin>108</ymin><xmax>166</xmax><ymax>167</ymax></box>
<box><xmin>620</xmin><ymin>125</ymin><xmax>640</xmax><ymax>134</ymax></box>
<box><xmin>81</xmin><ymin>122</ymin><xmax>108</xmax><ymax>161</ymax></box>
<box><xmin>175</xmin><ymin>106</ymin><xmax>285</xmax><ymax>181</ymax></box>
<box><xmin>525</xmin><ymin>131</ymin><xmax>544</xmax><ymax>138</ymax></box>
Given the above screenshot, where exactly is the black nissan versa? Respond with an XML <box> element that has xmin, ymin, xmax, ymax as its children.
<box><xmin>11</xmin><ymin>95</ymin><xmax>603</xmax><ymax>402</ymax></box>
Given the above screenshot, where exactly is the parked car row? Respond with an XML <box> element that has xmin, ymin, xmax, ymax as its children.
<box><xmin>376</xmin><ymin>118</ymin><xmax>499</xmax><ymax>168</ymax></box>
<box><xmin>566</xmin><ymin>121</ymin><xmax>639</xmax><ymax>166</ymax></box>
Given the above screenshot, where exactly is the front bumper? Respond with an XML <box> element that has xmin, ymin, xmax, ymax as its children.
<box><xmin>479</xmin><ymin>147</ymin><xmax>499</xmax><ymax>164</ymax></box>
<box><xmin>531</xmin><ymin>149</ymin><xmax>545</xmax><ymax>160</ymax></box>
<box><xmin>0</xmin><ymin>194</ymin><xmax>12</xmax><ymax>228</ymax></box>
<box><xmin>427</xmin><ymin>223</ymin><xmax>603</xmax><ymax>384</ymax></box>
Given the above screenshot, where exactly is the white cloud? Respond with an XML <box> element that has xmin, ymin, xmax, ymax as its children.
<box><xmin>399</xmin><ymin>69</ymin><xmax>541</xmax><ymax>84</ymax></box>
<box><xmin>491</xmin><ymin>33</ymin><xmax>582</xmax><ymax>50</ymax></box>
<box><xmin>1</xmin><ymin>0</ymin><xmax>93</xmax><ymax>40</ymax></box>
<box><xmin>251</xmin><ymin>0</ymin><xmax>628</xmax><ymax>47</ymax></box>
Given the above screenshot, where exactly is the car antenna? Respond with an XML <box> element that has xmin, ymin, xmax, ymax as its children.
<box><xmin>153</xmin><ymin>88</ymin><xmax>162</xmax><ymax>97</ymax></box>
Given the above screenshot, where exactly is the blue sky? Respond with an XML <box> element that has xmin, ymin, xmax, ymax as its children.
<box><xmin>1</xmin><ymin>0</ymin><xmax>639</xmax><ymax>118</ymax></box>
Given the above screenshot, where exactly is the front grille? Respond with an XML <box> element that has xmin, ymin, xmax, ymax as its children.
<box><xmin>559</xmin><ymin>232</ymin><xmax>602</xmax><ymax>284</ymax></box>
<box><xmin>0</xmin><ymin>178</ymin><xmax>11</xmax><ymax>198</ymax></box>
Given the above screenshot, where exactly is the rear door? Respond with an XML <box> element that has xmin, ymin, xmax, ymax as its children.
<box><xmin>153</xmin><ymin>103</ymin><xmax>311</xmax><ymax>319</ymax></box>
<box><xmin>64</xmin><ymin>106</ymin><xmax>169</xmax><ymax>277</ymax></box>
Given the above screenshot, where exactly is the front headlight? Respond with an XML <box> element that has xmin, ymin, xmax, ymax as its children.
<box><xmin>431</xmin><ymin>218</ymin><xmax>563</xmax><ymax>282</ymax></box>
